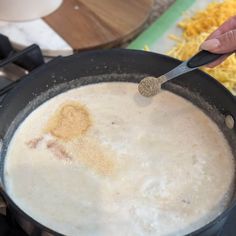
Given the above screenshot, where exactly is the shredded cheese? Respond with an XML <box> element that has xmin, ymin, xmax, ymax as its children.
<box><xmin>144</xmin><ymin>44</ymin><xmax>150</xmax><ymax>51</ymax></box>
<box><xmin>168</xmin><ymin>0</ymin><xmax>236</xmax><ymax>92</ymax></box>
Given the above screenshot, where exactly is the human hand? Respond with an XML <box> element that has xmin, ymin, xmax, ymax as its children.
<box><xmin>200</xmin><ymin>16</ymin><xmax>236</xmax><ymax>67</ymax></box>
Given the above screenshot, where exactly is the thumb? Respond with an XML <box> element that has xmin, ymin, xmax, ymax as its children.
<box><xmin>201</xmin><ymin>29</ymin><xmax>236</xmax><ymax>53</ymax></box>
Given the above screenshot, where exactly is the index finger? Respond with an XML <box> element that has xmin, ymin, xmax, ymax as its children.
<box><xmin>207</xmin><ymin>16</ymin><xmax>236</xmax><ymax>40</ymax></box>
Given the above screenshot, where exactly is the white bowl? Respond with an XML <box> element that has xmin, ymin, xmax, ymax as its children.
<box><xmin>0</xmin><ymin>0</ymin><xmax>63</xmax><ymax>22</ymax></box>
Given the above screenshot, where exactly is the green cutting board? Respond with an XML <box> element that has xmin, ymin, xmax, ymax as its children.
<box><xmin>128</xmin><ymin>0</ymin><xmax>215</xmax><ymax>54</ymax></box>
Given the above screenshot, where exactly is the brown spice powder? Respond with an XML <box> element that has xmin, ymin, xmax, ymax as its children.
<box><xmin>46</xmin><ymin>140</ymin><xmax>72</xmax><ymax>160</ymax></box>
<box><xmin>44</xmin><ymin>101</ymin><xmax>116</xmax><ymax>175</ymax></box>
<box><xmin>45</xmin><ymin>102</ymin><xmax>91</xmax><ymax>141</ymax></box>
<box><xmin>68</xmin><ymin>138</ymin><xmax>116</xmax><ymax>176</ymax></box>
<box><xmin>26</xmin><ymin>137</ymin><xmax>43</xmax><ymax>149</ymax></box>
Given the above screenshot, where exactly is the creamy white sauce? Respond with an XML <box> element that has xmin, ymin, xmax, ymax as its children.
<box><xmin>4</xmin><ymin>82</ymin><xmax>235</xmax><ymax>236</ymax></box>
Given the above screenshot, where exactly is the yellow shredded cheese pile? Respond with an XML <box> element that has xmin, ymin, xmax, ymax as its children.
<box><xmin>168</xmin><ymin>0</ymin><xmax>236</xmax><ymax>91</ymax></box>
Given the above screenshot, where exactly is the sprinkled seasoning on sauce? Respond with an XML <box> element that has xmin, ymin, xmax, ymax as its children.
<box><xmin>45</xmin><ymin>102</ymin><xmax>91</xmax><ymax>141</ymax></box>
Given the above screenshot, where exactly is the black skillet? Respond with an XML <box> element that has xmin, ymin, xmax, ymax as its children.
<box><xmin>0</xmin><ymin>34</ymin><xmax>236</xmax><ymax>236</ymax></box>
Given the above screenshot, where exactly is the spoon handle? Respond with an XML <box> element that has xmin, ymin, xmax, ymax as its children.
<box><xmin>164</xmin><ymin>50</ymin><xmax>225</xmax><ymax>82</ymax></box>
<box><xmin>187</xmin><ymin>50</ymin><xmax>223</xmax><ymax>68</ymax></box>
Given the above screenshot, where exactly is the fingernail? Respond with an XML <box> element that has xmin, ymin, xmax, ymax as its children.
<box><xmin>201</xmin><ymin>39</ymin><xmax>220</xmax><ymax>50</ymax></box>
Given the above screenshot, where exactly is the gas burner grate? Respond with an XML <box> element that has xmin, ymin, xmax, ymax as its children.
<box><xmin>0</xmin><ymin>34</ymin><xmax>44</xmax><ymax>96</ymax></box>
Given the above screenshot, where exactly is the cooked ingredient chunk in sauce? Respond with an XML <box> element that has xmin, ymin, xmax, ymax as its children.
<box><xmin>4</xmin><ymin>82</ymin><xmax>235</xmax><ymax>236</ymax></box>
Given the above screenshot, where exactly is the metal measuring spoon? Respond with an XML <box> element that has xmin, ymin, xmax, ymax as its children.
<box><xmin>138</xmin><ymin>50</ymin><xmax>224</xmax><ymax>97</ymax></box>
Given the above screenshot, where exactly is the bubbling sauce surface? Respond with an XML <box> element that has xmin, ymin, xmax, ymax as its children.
<box><xmin>4</xmin><ymin>82</ymin><xmax>235</xmax><ymax>236</ymax></box>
